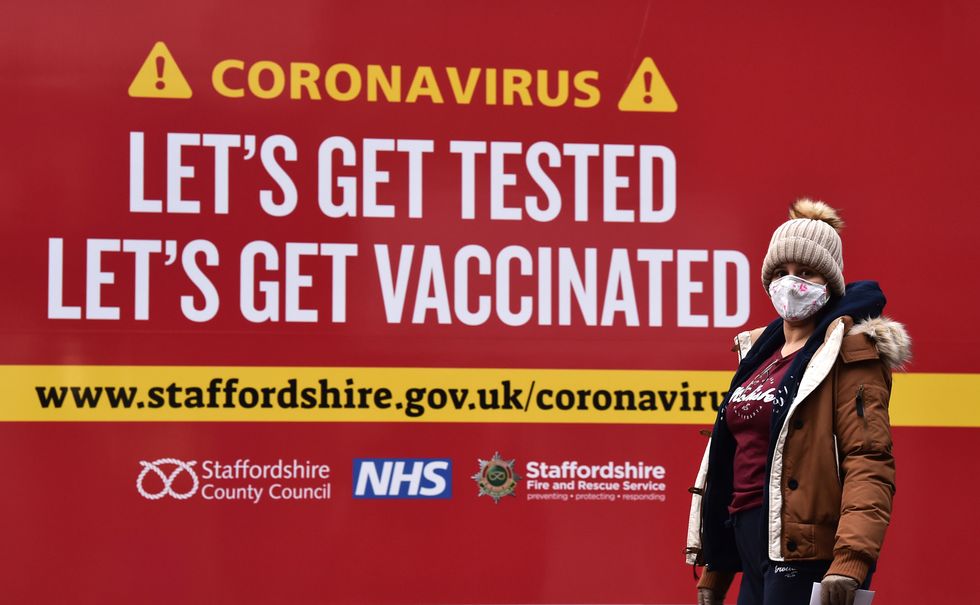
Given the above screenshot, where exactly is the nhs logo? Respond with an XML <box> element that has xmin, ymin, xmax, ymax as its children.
<box><xmin>353</xmin><ymin>458</ymin><xmax>452</xmax><ymax>498</ymax></box>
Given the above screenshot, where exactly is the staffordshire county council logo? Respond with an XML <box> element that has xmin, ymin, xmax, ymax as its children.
<box><xmin>136</xmin><ymin>458</ymin><xmax>199</xmax><ymax>500</ymax></box>
<box><xmin>471</xmin><ymin>452</ymin><xmax>521</xmax><ymax>504</ymax></box>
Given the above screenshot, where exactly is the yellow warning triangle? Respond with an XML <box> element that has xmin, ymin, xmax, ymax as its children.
<box><xmin>617</xmin><ymin>57</ymin><xmax>677</xmax><ymax>112</ymax></box>
<box><xmin>128</xmin><ymin>42</ymin><xmax>192</xmax><ymax>99</ymax></box>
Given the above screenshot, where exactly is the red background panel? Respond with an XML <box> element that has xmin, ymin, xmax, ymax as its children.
<box><xmin>0</xmin><ymin>424</ymin><xmax>963</xmax><ymax>604</ymax></box>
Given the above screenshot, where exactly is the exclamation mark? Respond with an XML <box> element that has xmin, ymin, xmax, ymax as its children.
<box><xmin>155</xmin><ymin>56</ymin><xmax>166</xmax><ymax>90</ymax></box>
<box><xmin>642</xmin><ymin>71</ymin><xmax>654</xmax><ymax>104</ymax></box>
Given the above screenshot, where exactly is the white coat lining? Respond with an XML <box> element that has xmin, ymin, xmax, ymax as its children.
<box><xmin>767</xmin><ymin>320</ymin><xmax>845</xmax><ymax>561</ymax></box>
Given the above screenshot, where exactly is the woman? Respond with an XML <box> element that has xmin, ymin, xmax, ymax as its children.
<box><xmin>686</xmin><ymin>200</ymin><xmax>910</xmax><ymax>605</ymax></box>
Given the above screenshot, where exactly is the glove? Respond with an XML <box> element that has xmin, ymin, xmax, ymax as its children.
<box><xmin>820</xmin><ymin>574</ymin><xmax>859</xmax><ymax>605</ymax></box>
<box><xmin>697</xmin><ymin>587</ymin><xmax>724</xmax><ymax>605</ymax></box>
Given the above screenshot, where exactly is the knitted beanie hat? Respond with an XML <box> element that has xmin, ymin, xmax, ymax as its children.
<box><xmin>761</xmin><ymin>199</ymin><xmax>845</xmax><ymax>296</ymax></box>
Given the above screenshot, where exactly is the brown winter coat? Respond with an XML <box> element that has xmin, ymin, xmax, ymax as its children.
<box><xmin>688</xmin><ymin>315</ymin><xmax>910</xmax><ymax>592</ymax></box>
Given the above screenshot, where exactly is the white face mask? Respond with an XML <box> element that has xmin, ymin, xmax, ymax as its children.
<box><xmin>768</xmin><ymin>275</ymin><xmax>830</xmax><ymax>321</ymax></box>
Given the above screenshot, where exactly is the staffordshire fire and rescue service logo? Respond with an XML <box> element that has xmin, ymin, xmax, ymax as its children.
<box><xmin>471</xmin><ymin>452</ymin><xmax>521</xmax><ymax>503</ymax></box>
<box><xmin>136</xmin><ymin>458</ymin><xmax>200</xmax><ymax>500</ymax></box>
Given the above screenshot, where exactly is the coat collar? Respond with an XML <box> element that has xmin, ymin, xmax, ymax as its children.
<box><xmin>735</xmin><ymin>315</ymin><xmax>911</xmax><ymax>370</ymax></box>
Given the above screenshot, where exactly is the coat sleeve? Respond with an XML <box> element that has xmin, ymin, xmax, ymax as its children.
<box><xmin>828</xmin><ymin>354</ymin><xmax>896</xmax><ymax>582</ymax></box>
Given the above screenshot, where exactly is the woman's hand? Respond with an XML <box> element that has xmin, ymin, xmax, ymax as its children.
<box><xmin>697</xmin><ymin>587</ymin><xmax>724</xmax><ymax>605</ymax></box>
<box><xmin>820</xmin><ymin>574</ymin><xmax>859</xmax><ymax>605</ymax></box>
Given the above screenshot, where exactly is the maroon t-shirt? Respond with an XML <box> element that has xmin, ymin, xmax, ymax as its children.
<box><xmin>725</xmin><ymin>347</ymin><xmax>796</xmax><ymax>514</ymax></box>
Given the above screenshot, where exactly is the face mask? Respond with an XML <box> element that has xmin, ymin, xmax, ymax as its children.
<box><xmin>768</xmin><ymin>275</ymin><xmax>830</xmax><ymax>321</ymax></box>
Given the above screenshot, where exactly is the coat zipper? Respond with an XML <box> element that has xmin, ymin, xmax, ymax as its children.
<box><xmin>856</xmin><ymin>384</ymin><xmax>865</xmax><ymax>418</ymax></box>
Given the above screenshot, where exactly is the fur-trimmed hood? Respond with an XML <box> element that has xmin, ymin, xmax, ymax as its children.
<box><xmin>736</xmin><ymin>315</ymin><xmax>912</xmax><ymax>371</ymax></box>
<box><xmin>848</xmin><ymin>316</ymin><xmax>912</xmax><ymax>369</ymax></box>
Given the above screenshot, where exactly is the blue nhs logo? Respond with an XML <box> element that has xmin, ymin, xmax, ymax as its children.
<box><xmin>353</xmin><ymin>459</ymin><xmax>452</xmax><ymax>498</ymax></box>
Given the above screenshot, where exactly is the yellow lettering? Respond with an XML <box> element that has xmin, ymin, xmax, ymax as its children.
<box><xmin>405</xmin><ymin>66</ymin><xmax>444</xmax><ymax>103</ymax></box>
<box><xmin>248</xmin><ymin>61</ymin><xmax>285</xmax><ymax>99</ymax></box>
<box><xmin>212</xmin><ymin>59</ymin><xmax>244</xmax><ymax>98</ymax></box>
<box><xmin>536</xmin><ymin>69</ymin><xmax>569</xmax><ymax>107</ymax></box>
<box><xmin>290</xmin><ymin>62</ymin><xmax>322</xmax><ymax>100</ymax></box>
<box><xmin>573</xmin><ymin>70</ymin><xmax>600</xmax><ymax>108</ymax></box>
<box><xmin>503</xmin><ymin>69</ymin><xmax>533</xmax><ymax>106</ymax></box>
<box><xmin>485</xmin><ymin>67</ymin><xmax>497</xmax><ymax>105</ymax></box>
<box><xmin>211</xmin><ymin>61</ymin><xmax>600</xmax><ymax>108</ymax></box>
<box><xmin>324</xmin><ymin>63</ymin><xmax>363</xmax><ymax>102</ymax></box>
<box><xmin>367</xmin><ymin>65</ymin><xmax>402</xmax><ymax>102</ymax></box>
<box><xmin>445</xmin><ymin>67</ymin><xmax>481</xmax><ymax>104</ymax></box>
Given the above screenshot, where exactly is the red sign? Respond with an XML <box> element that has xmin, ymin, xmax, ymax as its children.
<box><xmin>1</xmin><ymin>2</ymin><xmax>977</xmax><ymax>603</ymax></box>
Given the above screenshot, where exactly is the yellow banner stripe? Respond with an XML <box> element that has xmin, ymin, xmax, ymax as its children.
<box><xmin>0</xmin><ymin>365</ymin><xmax>975</xmax><ymax>427</ymax></box>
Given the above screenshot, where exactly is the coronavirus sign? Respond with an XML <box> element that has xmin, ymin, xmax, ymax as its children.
<box><xmin>1</xmin><ymin>2</ymin><xmax>977</xmax><ymax>604</ymax></box>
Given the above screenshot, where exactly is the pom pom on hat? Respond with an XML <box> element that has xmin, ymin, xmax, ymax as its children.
<box><xmin>761</xmin><ymin>198</ymin><xmax>846</xmax><ymax>296</ymax></box>
<box><xmin>788</xmin><ymin>198</ymin><xmax>844</xmax><ymax>232</ymax></box>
